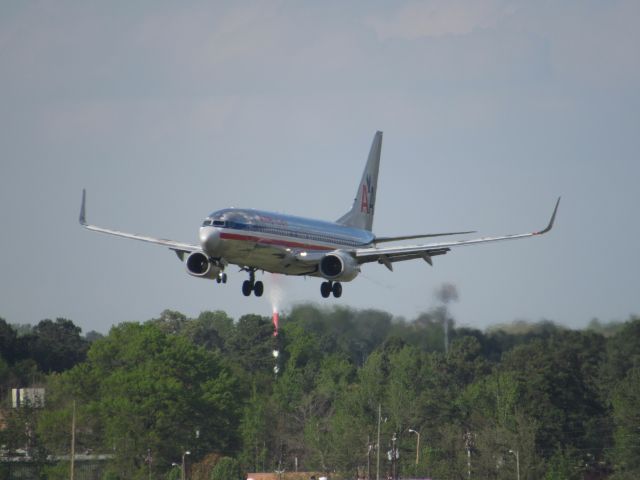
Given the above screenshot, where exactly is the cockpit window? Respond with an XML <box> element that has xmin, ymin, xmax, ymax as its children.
<box><xmin>203</xmin><ymin>218</ymin><xmax>227</xmax><ymax>227</ymax></box>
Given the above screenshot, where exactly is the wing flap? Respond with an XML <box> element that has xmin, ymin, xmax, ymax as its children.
<box><xmin>374</xmin><ymin>231</ymin><xmax>475</xmax><ymax>243</ymax></box>
<box><xmin>358</xmin><ymin>248</ymin><xmax>450</xmax><ymax>265</ymax></box>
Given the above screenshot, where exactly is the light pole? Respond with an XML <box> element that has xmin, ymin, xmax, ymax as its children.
<box><xmin>509</xmin><ymin>449</ymin><xmax>520</xmax><ymax>480</ymax></box>
<box><xmin>388</xmin><ymin>433</ymin><xmax>398</xmax><ymax>480</ymax></box>
<box><xmin>376</xmin><ymin>404</ymin><xmax>381</xmax><ymax>480</ymax></box>
<box><xmin>181</xmin><ymin>450</ymin><xmax>191</xmax><ymax>480</ymax></box>
<box><xmin>146</xmin><ymin>448</ymin><xmax>152</xmax><ymax>480</ymax></box>
<box><xmin>408</xmin><ymin>429</ymin><xmax>420</xmax><ymax>466</ymax></box>
<box><xmin>366</xmin><ymin>436</ymin><xmax>373</xmax><ymax>480</ymax></box>
<box><xmin>70</xmin><ymin>400</ymin><xmax>76</xmax><ymax>480</ymax></box>
<box><xmin>463</xmin><ymin>431</ymin><xmax>473</xmax><ymax>480</ymax></box>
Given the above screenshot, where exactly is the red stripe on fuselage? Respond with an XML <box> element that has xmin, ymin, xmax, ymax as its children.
<box><xmin>220</xmin><ymin>232</ymin><xmax>335</xmax><ymax>251</ymax></box>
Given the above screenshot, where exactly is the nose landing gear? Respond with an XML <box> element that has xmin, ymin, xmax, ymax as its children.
<box><xmin>216</xmin><ymin>272</ymin><xmax>228</xmax><ymax>284</ymax></box>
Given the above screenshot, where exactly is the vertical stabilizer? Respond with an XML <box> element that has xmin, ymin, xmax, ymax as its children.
<box><xmin>336</xmin><ymin>131</ymin><xmax>382</xmax><ymax>231</ymax></box>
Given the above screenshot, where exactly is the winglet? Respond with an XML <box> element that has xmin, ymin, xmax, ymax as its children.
<box><xmin>535</xmin><ymin>197</ymin><xmax>561</xmax><ymax>235</ymax></box>
<box><xmin>79</xmin><ymin>189</ymin><xmax>87</xmax><ymax>225</ymax></box>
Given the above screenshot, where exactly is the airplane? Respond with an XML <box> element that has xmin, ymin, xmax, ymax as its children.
<box><xmin>79</xmin><ymin>131</ymin><xmax>560</xmax><ymax>299</ymax></box>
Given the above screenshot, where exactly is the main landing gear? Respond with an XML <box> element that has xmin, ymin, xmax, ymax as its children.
<box><xmin>320</xmin><ymin>281</ymin><xmax>342</xmax><ymax>298</ymax></box>
<box><xmin>216</xmin><ymin>272</ymin><xmax>227</xmax><ymax>284</ymax></box>
<box><xmin>241</xmin><ymin>269</ymin><xmax>264</xmax><ymax>297</ymax></box>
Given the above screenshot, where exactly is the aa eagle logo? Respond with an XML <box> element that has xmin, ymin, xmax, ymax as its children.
<box><xmin>360</xmin><ymin>174</ymin><xmax>375</xmax><ymax>214</ymax></box>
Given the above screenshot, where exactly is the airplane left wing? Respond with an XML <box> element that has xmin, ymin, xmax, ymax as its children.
<box><xmin>374</xmin><ymin>230</ymin><xmax>476</xmax><ymax>243</ymax></box>
<box><xmin>79</xmin><ymin>189</ymin><xmax>200</xmax><ymax>253</ymax></box>
<box><xmin>355</xmin><ymin>198</ymin><xmax>560</xmax><ymax>270</ymax></box>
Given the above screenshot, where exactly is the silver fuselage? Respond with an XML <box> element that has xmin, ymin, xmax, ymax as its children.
<box><xmin>199</xmin><ymin>208</ymin><xmax>374</xmax><ymax>276</ymax></box>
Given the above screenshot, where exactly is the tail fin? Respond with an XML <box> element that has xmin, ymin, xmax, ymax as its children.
<box><xmin>336</xmin><ymin>131</ymin><xmax>383</xmax><ymax>231</ymax></box>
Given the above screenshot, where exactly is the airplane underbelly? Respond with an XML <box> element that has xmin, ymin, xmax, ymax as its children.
<box><xmin>220</xmin><ymin>236</ymin><xmax>318</xmax><ymax>275</ymax></box>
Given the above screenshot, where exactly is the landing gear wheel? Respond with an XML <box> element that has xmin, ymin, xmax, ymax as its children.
<box><xmin>216</xmin><ymin>276</ymin><xmax>221</xmax><ymax>284</ymax></box>
<box><xmin>332</xmin><ymin>282</ymin><xmax>342</xmax><ymax>298</ymax></box>
<box><xmin>222</xmin><ymin>273</ymin><xmax>227</xmax><ymax>284</ymax></box>
<box><xmin>320</xmin><ymin>281</ymin><xmax>332</xmax><ymax>298</ymax></box>
<box><xmin>254</xmin><ymin>281</ymin><xmax>264</xmax><ymax>297</ymax></box>
<box><xmin>242</xmin><ymin>280</ymin><xmax>253</xmax><ymax>296</ymax></box>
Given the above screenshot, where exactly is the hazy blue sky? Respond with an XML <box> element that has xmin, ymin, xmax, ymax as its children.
<box><xmin>1</xmin><ymin>1</ymin><xmax>638</xmax><ymax>333</ymax></box>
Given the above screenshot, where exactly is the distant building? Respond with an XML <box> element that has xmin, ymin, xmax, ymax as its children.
<box><xmin>248</xmin><ymin>472</ymin><xmax>326</xmax><ymax>480</ymax></box>
<box><xmin>11</xmin><ymin>388</ymin><xmax>45</xmax><ymax>409</ymax></box>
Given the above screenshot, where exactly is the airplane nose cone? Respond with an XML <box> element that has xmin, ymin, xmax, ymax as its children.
<box><xmin>200</xmin><ymin>227</ymin><xmax>221</xmax><ymax>255</ymax></box>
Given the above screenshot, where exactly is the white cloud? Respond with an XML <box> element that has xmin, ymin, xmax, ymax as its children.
<box><xmin>133</xmin><ymin>3</ymin><xmax>288</xmax><ymax>67</ymax></box>
<box><xmin>540</xmin><ymin>0</ymin><xmax>640</xmax><ymax>89</ymax></box>
<box><xmin>366</xmin><ymin>0</ymin><xmax>518</xmax><ymax>40</ymax></box>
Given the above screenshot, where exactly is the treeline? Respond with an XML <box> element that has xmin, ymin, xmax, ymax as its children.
<box><xmin>0</xmin><ymin>307</ymin><xmax>639</xmax><ymax>480</ymax></box>
<box><xmin>0</xmin><ymin>318</ymin><xmax>102</xmax><ymax>395</ymax></box>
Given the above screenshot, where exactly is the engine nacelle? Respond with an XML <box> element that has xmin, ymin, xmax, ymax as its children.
<box><xmin>185</xmin><ymin>252</ymin><xmax>221</xmax><ymax>280</ymax></box>
<box><xmin>319</xmin><ymin>251</ymin><xmax>360</xmax><ymax>282</ymax></box>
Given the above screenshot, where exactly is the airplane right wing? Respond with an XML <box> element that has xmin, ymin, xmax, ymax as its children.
<box><xmin>354</xmin><ymin>197</ymin><xmax>560</xmax><ymax>270</ymax></box>
<box><xmin>79</xmin><ymin>189</ymin><xmax>200</xmax><ymax>253</ymax></box>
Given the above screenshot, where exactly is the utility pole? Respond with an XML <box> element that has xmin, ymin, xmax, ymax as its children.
<box><xmin>509</xmin><ymin>449</ymin><xmax>520</xmax><ymax>480</ymax></box>
<box><xmin>366</xmin><ymin>435</ymin><xmax>372</xmax><ymax>480</ymax></box>
<box><xmin>464</xmin><ymin>431</ymin><xmax>473</xmax><ymax>480</ymax></box>
<box><xmin>70</xmin><ymin>400</ymin><xmax>76</xmax><ymax>480</ymax></box>
<box><xmin>376</xmin><ymin>404</ymin><xmax>381</xmax><ymax>480</ymax></box>
<box><xmin>390</xmin><ymin>432</ymin><xmax>398</xmax><ymax>480</ymax></box>
<box><xmin>146</xmin><ymin>448</ymin><xmax>152</xmax><ymax>480</ymax></box>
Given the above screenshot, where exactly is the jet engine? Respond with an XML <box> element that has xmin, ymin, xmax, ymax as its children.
<box><xmin>319</xmin><ymin>251</ymin><xmax>360</xmax><ymax>282</ymax></box>
<box><xmin>185</xmin><ymin>252</ymin><xmax>221</xmax><ymax>279</ymax></box>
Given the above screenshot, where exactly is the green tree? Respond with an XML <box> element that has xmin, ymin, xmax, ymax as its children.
<box><xmin>544</xmin><ymin>450</ymin><xmax>580</xmax><ymax>480</ymax></box>
<box><xmin>210</xmin><ymin>456</ymin><xmax>242</xmax><ymax>480</ymax></box>
<box><xmin>603</xmin><ymin>318</ymin><xmax>640</xmax><ymax>387</ymax></box>
<box><xmin>184</xmin><ymin>311</ymin><xmax>234</xmax><ymax>351</ymax></box>
<box><xmin>239</xmin><ymin>385</ymin><xmax>271</xmax><ymax>472</ymax></box>
<box><xmin>148</xmin><ymin>309</ymin><xmax>189</xmax><ymax>335</ymax></box>
<box><xmin>272</xmin><ymin>322</ymin><xmax>325</xmax><ymax>470</ymax></box>
<box><xmin>0</xmin><ymin>402</ymin><xmax>46</xmax><ymax>459</ymax></box>
<box><xmin>40</xmin><ymin>322</ymin><xmax>241</xmax><ymax>478</ymax></box>
<box><xmin>19</xmin><ymin>318</ymin><xmax>88</xmax><ymax>373</ymax></box>
<box><xmin>286</xmin><ymin>305</ymin><xmax>392</xmax><ymax>365</ymax></box>
<box><xmin>0</xmin><ymin>318</ymin><xmax>17</xmax><ymax>363</ymax></box>
<box><xmin>610</xmin><ymin>367</ymin><xmax>640</xmax><ymax>476</ymax></box>
<box><xmin>21</xmin><ymin>306</ymin><xmax>640</xmax><ymax>479</ymax></box>
<box><xmin>227</xmin><ymin>314</ymin><xmax>275</xmax><ymax>375</ymax></box>
<box><xmin>458</xmin><ymin>371</ymin><xmax>543</xmax><ymax>479</ymax></box>
<box><xmin>501</xmin><ymin>330</ymin><xmax>607</xmax><ymax>459</ymax></box>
